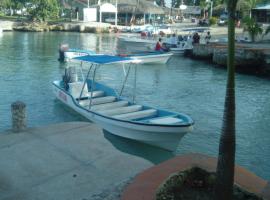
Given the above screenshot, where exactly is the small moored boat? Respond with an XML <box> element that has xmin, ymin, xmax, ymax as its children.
<box><xmin>61</xmin><ymin>48</ymin><xmax>172</xmax><ymax>64</ymax></box>
<box><xmin>52</xmin><ymin>55</ymin><xmax>194</xmax><ymax>151</ymax></box>
<box><xmin>118</xmin><ymin>51</ymin><xmax>173</xmax><ymax>64</ymax></box>
<box><xmin>169</xmin><ymin>41</ymin><xmax>193</xmax><ymax>55</ymax></box>
<box><xmin>63</xmin><ymin>48</ymin><xmax>96</xmax><ymax>61</ymax></box>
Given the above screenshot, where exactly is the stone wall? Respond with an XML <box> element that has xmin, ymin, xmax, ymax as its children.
<box><xmin>0</xmin><ymin>20</ymin><xmax>19</xmax><ymax>31</ymax></box>
<box><xmin>191</xmin><ymin>43</ymin><xmax>269</xmax><ymax>74</ymax></box>
<box><xmin>191</xmin><ymin>44</ymin><xmax>214</xmax><ymax>59</ymax></box>
<box><xmin>0</xmin><ymin>20</ymin><xmax>110</xmax><ymax>33</ymax></box>
<box><xmin>212</xmin><ymin>47</ymin><xmax>266</xmax><ymax>73</ymax></box>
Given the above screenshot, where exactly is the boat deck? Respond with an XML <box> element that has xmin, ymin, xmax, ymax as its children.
<box><xmin>67</xmin><ymin>81</ymin><xmax>190</xmax><ymax>125</ymax></box>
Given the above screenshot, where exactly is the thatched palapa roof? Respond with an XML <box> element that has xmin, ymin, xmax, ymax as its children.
<box><xmin>61</xmin><ymin>0</ymin><xmax>164</xmax><ymax>15</ymax></box>
<box><xmin>117</xmin><ymin>0</ymin><xmax>164</xmax><ymax>14</ymax></box>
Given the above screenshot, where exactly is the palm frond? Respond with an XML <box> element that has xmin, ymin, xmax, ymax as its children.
<box><xmin>265</xmin><ymin>26</ymin><xmax>270</xmax><ymax>36</ymax></box>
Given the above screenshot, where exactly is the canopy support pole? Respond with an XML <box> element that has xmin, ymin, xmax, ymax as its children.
<box><xmin>133</xmin><ymin>64</ymin><xmax>137</xmax><ymax>103</ymax></box>
<box><xmin>79</xmin><ymin>63</ymin><xmax>93</xmax><ymax>101</ymax></box>
<box><xmin>119</xmin><ymin>64</ymin><xmax>131</xmax><ymax>97</ymax></box>
<box><xmin>89</xmin><ymin>65</ymin><xmax>98</xmax><ymax>109</ymax></box>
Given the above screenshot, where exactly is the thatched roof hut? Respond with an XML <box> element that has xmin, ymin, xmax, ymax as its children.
<box><xmin>61</xmin><ymin>0</ymin><xmax>164</xmax><ymax>15</ymax></box>
<box><xmin>117</xmin><ymin>0</ymin><xmax>164</xmax><ymax>15</ymax></box>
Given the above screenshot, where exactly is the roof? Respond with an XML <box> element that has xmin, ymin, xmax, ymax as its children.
<box><xmin>253</xmin><ymin>4</ymin><xmax>270</xmax><ymax>10</ymax></box>
<box><xmin>73</xmin><ymin>55</ymin><xmax>136</xmax><ymax>64</ymax></box>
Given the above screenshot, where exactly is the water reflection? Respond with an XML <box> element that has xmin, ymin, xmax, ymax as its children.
<box><xmin>103</xmin><ymin>130</ymin><xmax>174</xmax><ymax>164</ymax></box>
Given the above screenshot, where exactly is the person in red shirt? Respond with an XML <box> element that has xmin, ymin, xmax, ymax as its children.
<box><xmin>155</xmin><ymin>38</ymin><xmax>163</xmax><ymax>51</ymax></box>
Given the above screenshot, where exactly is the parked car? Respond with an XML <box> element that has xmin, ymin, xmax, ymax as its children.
<box><xmin>198</xmin><ymin>19</ymin><xmax>209</xmax><ymax>26</ymax></box>
<box><xmin>218</xmin><ymin>18</ymin><xmax>227</xmax><ymax>26</ymax></box>
<box><xmin>218</xmin><ymin>13</ymin><xmax>228</xmax><ymax>26</ymax></box>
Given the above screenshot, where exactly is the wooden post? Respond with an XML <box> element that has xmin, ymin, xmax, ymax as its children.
<box><xmin>11</xmin><ymin>101</ymin><xmax>26</xmax><ymax>132</ymax></box>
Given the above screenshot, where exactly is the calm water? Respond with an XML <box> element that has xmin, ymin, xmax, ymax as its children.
<box><xmin>0</xmin><ymin>32</ymin><xmax>270</xmax><ymax>181</ymax></box>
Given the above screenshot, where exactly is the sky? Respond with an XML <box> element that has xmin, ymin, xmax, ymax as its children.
<box><xmin>165</xmin><ymin>0</ymin><xmax>171</xmax><ymax>7</ymax></box>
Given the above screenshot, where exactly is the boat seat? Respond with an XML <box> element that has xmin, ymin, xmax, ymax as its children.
<box><xmin>87</xmin><ymin>90</ymin><xmax>105</xmax><ymax>98</ymax></box>
<box><xmin>79</xmin><ymin>96</ymin><xmax>116</xmax><ymax>107</ymax></box>
<box><xmin>113</xmin><ymin>109</ymin><xmax>157</xmax><ymax>120</ymax></box>
<box><xmin>98</xmin><ymin>105</ymin><xmax>143</xmax><ymax>116</ymax></box>
<box><xmin>149</xmin><ymin>116</ymin><xmax>183</xmax><ymax>125</ymax></box>
<box><xmin>90</xmin><ymin>101</ymin><xmax>129</xmax><ymax>111</ymax></box>
<box><xmin>68</xmin><ymin>82</ymin><xmax>89</xmax><ymax>99</ymax></box>
<box><xmin>68</xmin><ymin>82</ymin><xmax>105</xmax><ymax>99</ymax></box>
<box><xmin>77</xmin><ymin>91</ymin><xmax>105</xmax><ymax>100</ymax></box>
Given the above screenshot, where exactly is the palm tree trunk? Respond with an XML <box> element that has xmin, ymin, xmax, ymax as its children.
<box><xmin>214</xmin><ymin>0</ymin><xmax>238</xmax><ymax>200</ymax></box>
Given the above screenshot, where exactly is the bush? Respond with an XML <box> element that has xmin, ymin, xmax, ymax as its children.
<box><xmin>209</xmin><ymin>17</ymin><xmax>218</xmax><ymax>26</ymax></box>
<box><xmin>243</xmin><ymin>17</ymin><xmax>263</xmax><ymax>42</ymax></box>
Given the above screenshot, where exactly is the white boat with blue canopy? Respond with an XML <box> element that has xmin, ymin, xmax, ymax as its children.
<box><xmin>52</xmin><ymin>55</ymin><xmax>194</xmax><ymax>151</ymax></box>
<box><xmin>63</xmin><ymin>48</ymin><xmax>172</xmax><ymax>64</ymax></box>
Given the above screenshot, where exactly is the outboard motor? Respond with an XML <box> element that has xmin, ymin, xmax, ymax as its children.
<box><xmin>58</xmin><ymin>43</ymin><xmax>69</xmax><ymax>62</ymax></box>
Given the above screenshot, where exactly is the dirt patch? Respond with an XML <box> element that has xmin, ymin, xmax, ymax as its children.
<box><xmin>156</xmin><ymin>167</ymin><xmax>263</xmax><ymax>200</ymax></box>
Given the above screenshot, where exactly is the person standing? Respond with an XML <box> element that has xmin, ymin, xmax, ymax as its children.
<box><xmin>192</xmin><ymin>32</ymin><xmax>200</xmax><ymax>44</ymax></box>
<box><xmin>205</xmin><ymin>31</ymin><xmax>211</xmax><ymax>44</ymax></box>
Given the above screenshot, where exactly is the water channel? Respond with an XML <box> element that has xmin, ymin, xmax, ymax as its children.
<box><xmin>0</xmin><ymin>32</ymin><xmax>269</xmax><ymax>181</ymax></box>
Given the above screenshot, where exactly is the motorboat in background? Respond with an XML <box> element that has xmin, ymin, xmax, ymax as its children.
<box><xmin>118</xmin><ymin>35</ymin><xmax>156</xmax><ymax>44</ymax></box>
<box><xmin>58</xmin><ymin>44</ymin><xmax>95</xmax><ymax>62</ymax></box>
<box><xmin>53</xmin><ymin>55</ymin><xmax>194</xmax><ymax>151</ymax></box>
<box><xmin>169</xmin><ymin>41</ymin><xmax>193</xmax><ymax>55</ymax></box>
<box><xmin>59</xmin><ymin>47</ymin><xmax>172</xmax><ymax>64</ymax></box>
<box><xmin>63</xmin><ymin>48</ymin><xmax>96</xmax><ymax>61</ymax></box>
<box><xmin>118</xmin><ymin>51</ymin><xmax>173</xmax><ymax>64</ymax></box>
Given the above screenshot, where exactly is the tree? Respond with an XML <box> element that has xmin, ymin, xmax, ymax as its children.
<box><xmin>214</xmin><ymin>0</ymin><xmax>238</xmax><ymax>199</ymax></box>
<box><xmin>265</xmin><ymin>26</ymin><xmax>270</xmax><ymax>36</ymax></box>
<box><xmin>171</xmin><ymin>0</ymin><xmax>180</xmax><ymax>8</ymax></box>
<box><xmin>28</xmin><ymin>0</ymin><xmax>60</xmax><ymax>21</ymax></box>
<box><xmin>200</xmin><ymin>0</ymin><xmax>209</xmax><ymax>18</ymax></box>
<box><xmin>243</xmin><ymin>17</ymin><xmax>263</xmax><ymax>42</ymax></box>
<box><xmin>0</xmin><ymin>0</ymin><xmax>13</xmax><ymax>15</ymax></box>
<box><xmin>155</xmin><ymin>0</ymin><xmax>165</xmax><ymax>7</ymax></box>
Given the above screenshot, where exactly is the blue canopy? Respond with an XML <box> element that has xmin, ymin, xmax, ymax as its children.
<box><xmin>73</xmin><ymin>55</ymin><xmax>133</xmax><ymax>64</ymax></box>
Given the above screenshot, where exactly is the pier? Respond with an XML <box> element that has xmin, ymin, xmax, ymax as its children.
<box><xmin>191</xmin><ymin>43</ymin><xmax>270</xmax><ymax>74</ymax></box>
<box><xmin>0</xmin><ymin>122</ymin><xmax>152</xmax><ymax>200</ymax></box>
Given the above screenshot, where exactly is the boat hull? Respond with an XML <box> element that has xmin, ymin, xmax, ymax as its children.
<box><xmin>53</xmin><ymin>82</ymin><xmax>192</xmax><ymax>151</ymax></box>
<box><xmin>130</xmin><ymin>53</ymin><xmax>173</xmax><ymax>64</ymax></box>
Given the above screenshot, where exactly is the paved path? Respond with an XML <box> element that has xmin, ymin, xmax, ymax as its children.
<box><xmin>0</xmin><ymin>122</ymin><xmax>152</xmax><ymax>200</ymax></box>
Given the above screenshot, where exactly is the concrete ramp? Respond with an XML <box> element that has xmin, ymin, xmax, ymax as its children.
<box><xmin>0</xmin><ymin>122</ymin><xmax>152</xmax><ymax>200</ymax></box>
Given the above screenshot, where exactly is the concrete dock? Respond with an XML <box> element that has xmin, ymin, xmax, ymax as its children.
<box><xmin>0</xmin><ymin>122</ymin><xmax>152</xmax><ymax>200</ymax></box>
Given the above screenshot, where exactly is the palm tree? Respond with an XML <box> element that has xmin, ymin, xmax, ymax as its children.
<box><xmin>214</xmin><ymin>0</ymin><xmax>238</xmax><ymax>199</ymax></box>
<box><xmin>243</xmin><ymin>17</ymin><xmax>263</xmax><ymax>42</ymax></box>
<box><xmin>200</xmin><ymin>0</ymin><xmax>209</xmax><ymax>18</ymax></box>
<box><xmin>264</xmin><ymin>25</ymin><xmax>270</xmax><ymax>36</ymax></box>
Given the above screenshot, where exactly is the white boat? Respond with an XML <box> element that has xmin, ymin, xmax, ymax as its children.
<box><xmin>63</xmin><ymin>48</ymin><xmax>96</xmax><ymax>61</ymax></box>
<box><xmin>52</xmin><ymin>55</ymin><xmax>194</xmax><ymax>151</ymax></box>
<box><xmin>118</xmin><ymin>35</ymin><xmax>156</xmax><ymax>44</ymax></box>
<box><xmin>169</xmin><ymin>41</ymin><xmax>193</xmax><ymax>55</ymax></box>
<box><xmin>118</xmin><ymin>51</ymin><xmax>173</xmax><ymax>64</ymax></box>
<box><xmin>63</xmin><ymin>48</ymin><xmax>172</xmax><ymax>64</ymax></box>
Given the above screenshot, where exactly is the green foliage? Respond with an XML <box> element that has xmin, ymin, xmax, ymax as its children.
<box><xmin>265</xmin><ymin>26</ymin><xmax>270</xmax><ymax>36</ymax></box>
<box><xmin>209</xmin><ymin>16</ymin><xmax>218</xmax><ymax>25</ymax></box>
<box><xmin>27</xmin><ymin>0</ymin><xmax>60</xmax><ymax>21</ymax></box>
<box><xmin>243</xmin><ymin>17</ymin><xmax>263</xmax><ymax>42</ymax></box>
<box><xmin>155</xmin><ymin>0</ymin><xmax>165</xmax><ymax>7</ymax></box>
<box><xmin>0</xmin><ymin>0</ymin><xmax>12</xmax><ymax>8</ymax></box>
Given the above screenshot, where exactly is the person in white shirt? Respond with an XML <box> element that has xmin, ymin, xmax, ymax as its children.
<box><xmin>170</xmin><ymin>33</ymin><xmax>178</xmax><ymax>47</ymax></box>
